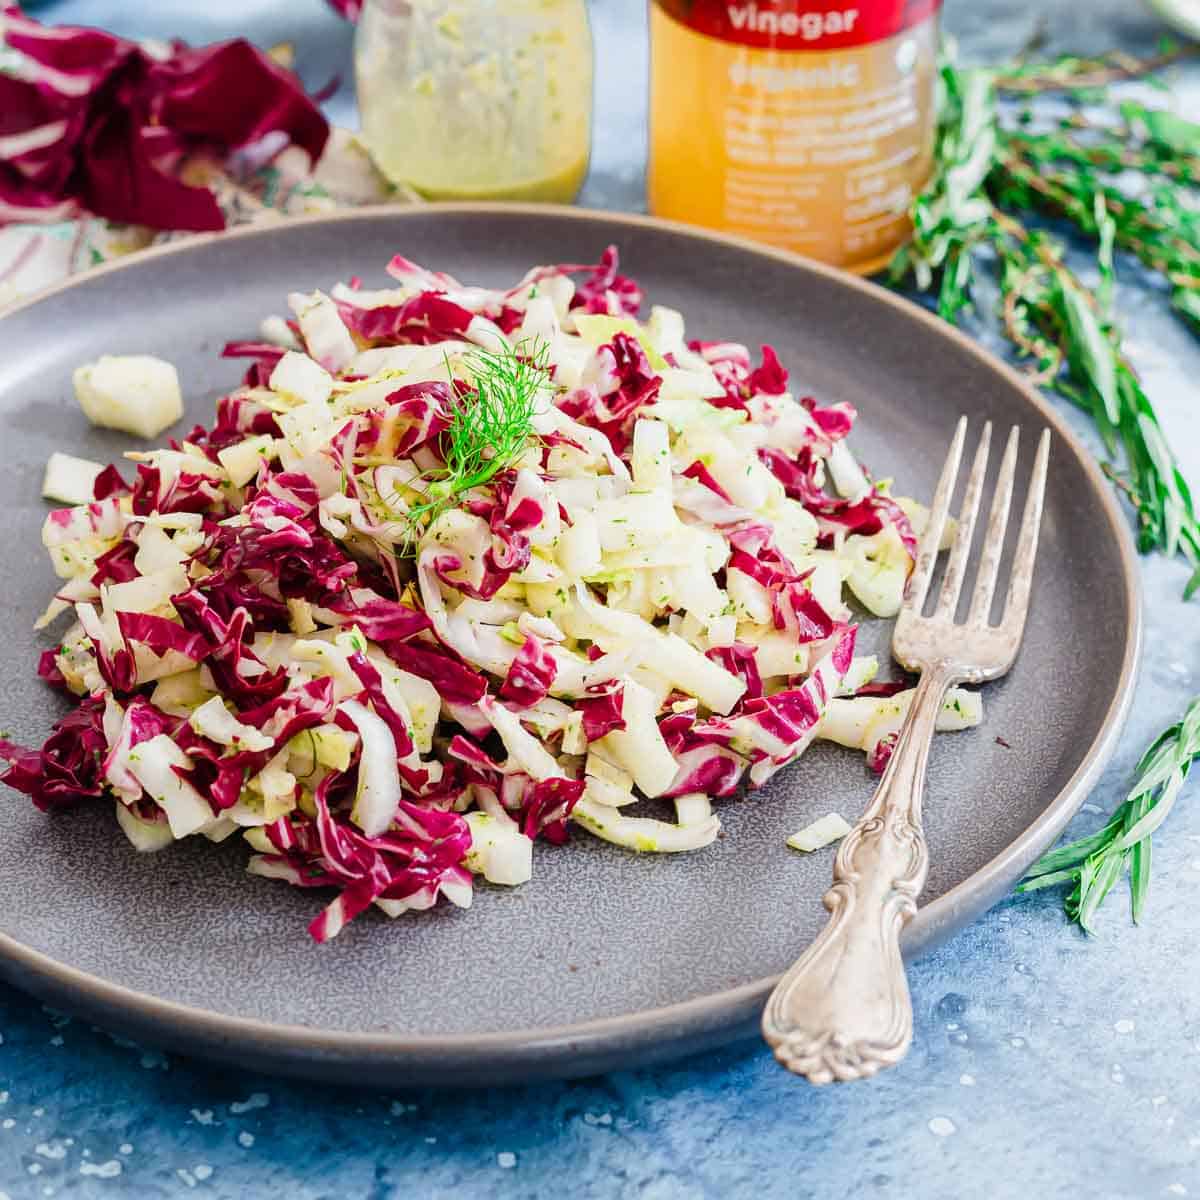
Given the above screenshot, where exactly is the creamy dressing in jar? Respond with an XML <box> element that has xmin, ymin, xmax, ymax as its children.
<box><xmin>356</xmin><ymin>0</ymin><xmax>593</xmax><ymax>203</ymax></box>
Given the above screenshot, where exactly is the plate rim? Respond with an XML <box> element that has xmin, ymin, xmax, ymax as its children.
<box><xmin>0</xmin><ymin>203</ymin><xmax>1143</xmax><ymax>1081</ymax></box>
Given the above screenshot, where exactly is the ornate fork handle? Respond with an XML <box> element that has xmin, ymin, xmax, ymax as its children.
<box><xmin>762</xmin><ymin>667</ymin><xmax>953</xmax><ymax>1084</ymax></box>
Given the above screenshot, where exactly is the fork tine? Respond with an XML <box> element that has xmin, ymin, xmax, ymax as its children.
<box><xmin>1000</xmin><ymin>429</ymin><xmax>1051</xmax><ymax>636</ymax></box>
<box><xmin>906</xmin><ymin>416</ymin><xmax>967</xmax><ymax>615</ymax></box>
<box><xmin>967</xmin><ymin>426</ymin><xmax>1020</xmax><ymax>626</ymax></box>
<box><xmin>934</xmin><ymin>421</ymin><xmax>992</xmax><ymax>619</ymax></box>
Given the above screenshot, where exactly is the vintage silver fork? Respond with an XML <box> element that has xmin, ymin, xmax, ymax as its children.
<box><xmin>761</xmin><ymin>417</ymin><xmax>1051</xmax><ymax>1084</ymax></box>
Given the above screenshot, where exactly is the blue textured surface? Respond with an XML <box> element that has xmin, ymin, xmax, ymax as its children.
<box><xmin>3</xmin><ymin>2</ymin><xmax>1200</xmax><ymax>1197</ymax></box>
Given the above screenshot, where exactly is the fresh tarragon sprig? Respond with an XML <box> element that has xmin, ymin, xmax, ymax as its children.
<box><xmin>401</xmin><ymin>337</ymin><xmax>551</xmax><ymax>539</ymax></box>
<box><xmin>889</xmin><ymin>52</ymin><xmax>1200</xmax><ymax>597</ymax></box>
<box><xmin>1018</xmin><ymin>698</ymin><xmax>1200</xmax><ymax>931</ymax></box>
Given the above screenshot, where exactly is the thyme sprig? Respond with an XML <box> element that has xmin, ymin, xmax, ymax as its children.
<box><xmin>1018</xmin><ymin>699</ymin><xmax>1200</xmax><ymax>931</ymax></box>
<box><xmin>993</xmin><ymin>43</ymin><xmax>1197</xmax><ymax>94</ymax></box>
<box><xmin>890</xmin><ymin>52</ymin><xmax>1200</xmax><ymax>596</ymax></box>
<box><xmin>993</xmin><ymin>103</ymin><xmax>1200</xmax><ymax>331</ymax></box>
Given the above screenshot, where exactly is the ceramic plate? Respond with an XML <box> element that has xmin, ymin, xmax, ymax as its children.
<box><xmin>0</xmin><ymin>207</ymin><xmax>1140</xmax><ymax>1086</ymax></box>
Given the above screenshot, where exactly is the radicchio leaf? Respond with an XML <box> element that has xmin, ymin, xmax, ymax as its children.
<box><xmin>500</xmin><ymin>634</ymin><xmax>558</xmax><ymax>708</ymax></box>
<box><xmin>561</xmin><ymin>245</ymin><xmax>642</xmax><ymax>317</ymax></box>
<box><xmin>576</xmin><ymin>682</ymin><xmax>626</xmax><ymax>742</ymax></box>
<box><xmin>1</xmin><ymin>8</ymin><xmax>329</xmax><ymax>231</ymax></box>
<box><xmin>0</xmin><ymin>694</ymin><xmax>108</xmax><ymax>811</ymax></box>
<box><xmin>382</xmin><ymin>639</ymin><xmax>487</xmax><ymax>706</ymax></box>
<box><xmin>520</xmin><ymin>775</ymin><xmax>585</xmax><ymax>844</ymax></box>
<box><xmin>335</xmin><ymin>292</ymin><xmax>475</xmax><ymax>346</ymax></box>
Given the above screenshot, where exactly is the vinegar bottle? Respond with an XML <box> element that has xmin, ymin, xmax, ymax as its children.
<box><xmin>647</xmin><ymin>1</ymin><xmax>940</xmax><ymax>274</ymax></box>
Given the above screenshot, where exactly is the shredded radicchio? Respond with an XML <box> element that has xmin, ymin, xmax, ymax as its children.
<box><xmin>0</xmin><ymin>4</ymin><xmax>328</xmax><ymax>230</ymax></box>
<box><xmin>1</xmin><ymin>245</ymin><xmax>976</xmax><ymax>941</ymax></box>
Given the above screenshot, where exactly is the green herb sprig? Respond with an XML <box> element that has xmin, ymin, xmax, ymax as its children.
<box><xmin>993</xmin><ymin>103</ymin><xmax>1200</xmax><ymax>334</ymax></box>
<box><xmin>1018</xmin><ymin>698</ymin><xmax>1200</xmax><ymax>931</ymax></box>
<box><xmin>402</xmin><ymin>338</ymin><xmax>551</xmax><ymax>538</ymax></box>
<box><xmin>992</xmin><ymin>43</ymin><xmax>1196</xmax><ymax>94</ymax></box>
<box><xmin>890</xmin><ymin>51</ymin><xmax>1200</xmax><ymax>597</ymax></box>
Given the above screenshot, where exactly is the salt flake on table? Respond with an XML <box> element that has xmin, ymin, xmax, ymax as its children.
<box><xmin>79</xmin><ymin>1161</ymin><xmax>122</xmax><ymax>1178</ymax></box>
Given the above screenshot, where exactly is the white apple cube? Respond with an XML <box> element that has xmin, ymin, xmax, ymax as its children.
<box><xmin>41</xmin><ymin>451</ymin><xmax>105</xmax><ymax>505</ymax></box>
<box><xmin>217</xmin><ymin>434</ymin><xmax>276</xmax><ymax>488</ymax></box>
<box><xmin>464</xmin><ymin>813</ymin><xmax>533</xmax><ymax>886</ymax></box>
<box><xmin>73</xmin><ymin>354</ymin><xmax>183</xmax><ymax>439</ymax></box>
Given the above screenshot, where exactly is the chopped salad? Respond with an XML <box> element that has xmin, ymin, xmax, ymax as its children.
<box><xmin>0</xmin><ymin>247</ymin><xmax>981</xmax><ymax>941</ymax></box>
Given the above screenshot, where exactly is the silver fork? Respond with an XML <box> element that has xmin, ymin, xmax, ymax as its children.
<box><xmin>761</xmin><ymin>417</ymin><xmax>1051</xmax><ymax>1084</ymax></box>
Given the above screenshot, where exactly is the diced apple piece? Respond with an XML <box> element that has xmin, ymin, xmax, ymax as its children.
<box><xmin>217</xmin><ymin>434</ymin><xmax>276</xmax><ymax>488</ymax></box>
<box><xmin>41</xmin><ymin>451</ymin><xmax>105</xmax><ymax>505</ymax></box>
<box><xmin>464</xmin><ymin>813</ymin><xmax>533</xmax><ymax>886</ymax></box>
<box><xmin>73</xmin><ymin>354</ymin><xmax>183</xmax><ymax>439</ymax></box>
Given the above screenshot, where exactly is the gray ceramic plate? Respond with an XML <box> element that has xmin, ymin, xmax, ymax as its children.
<box><xmin>0</xmin><ymin>207</ymin><xmax>1139</xmax><ymax>1087</ymax></box>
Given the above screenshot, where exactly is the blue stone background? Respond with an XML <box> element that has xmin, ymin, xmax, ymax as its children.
<box><xmin>3</xmin><ymin>1</ymin><xmax>1200</xmax><ymax>1196</ymax></box>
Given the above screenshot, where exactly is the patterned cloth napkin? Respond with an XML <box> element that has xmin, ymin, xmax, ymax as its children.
<box><xmin>0</xmin><ymin>124</ymin><xmax>411</xmax><ymax>307</ymax></box>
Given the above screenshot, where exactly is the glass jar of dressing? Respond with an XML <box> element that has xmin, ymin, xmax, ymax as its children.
<box><xmin>648</xmin><ymin>0</ymin><xmax>941</xmax><ymax>273</ymax></box>
<box><xmin>355</xmin><ymin>0</ymin><xmax>594</xmax><ymax>203</ymax></box>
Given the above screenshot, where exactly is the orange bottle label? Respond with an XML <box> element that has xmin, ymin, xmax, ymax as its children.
<box><xmin>648</xmin><ymin>0</ymin><xmax>940</xmax><ymax>272</ymax></box>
